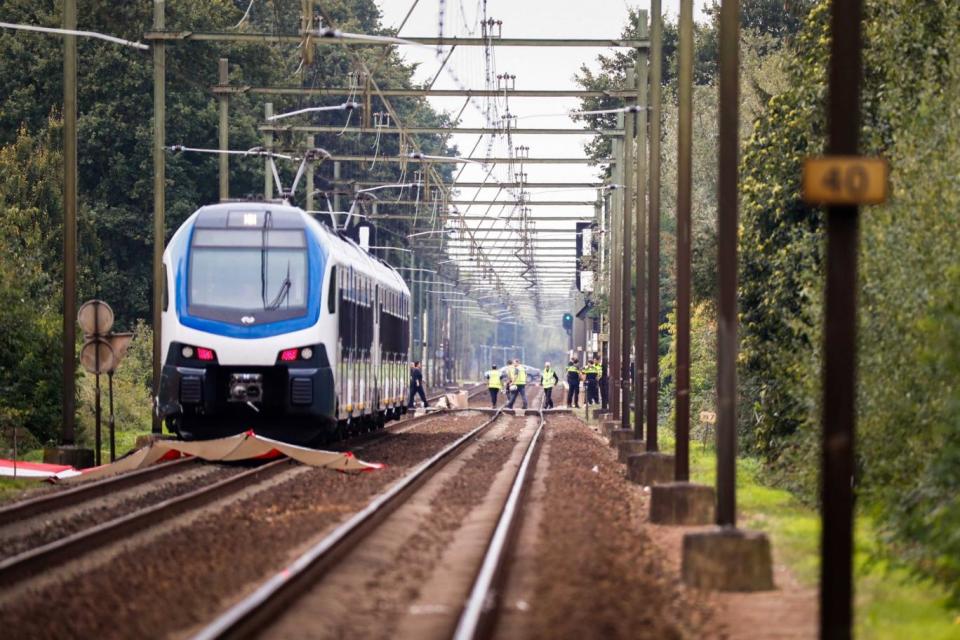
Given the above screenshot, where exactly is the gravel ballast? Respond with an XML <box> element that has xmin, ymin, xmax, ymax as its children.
<box><xmin>512</xmin><ymin>414</ymin><xmax>714</xmax><ymax>639</ymax></box>
<box><xmin>0</xmin><ymin>412</ymin><xmax>491</xmax><ymax>640</ymax></box>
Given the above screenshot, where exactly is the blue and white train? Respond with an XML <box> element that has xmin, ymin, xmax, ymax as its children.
<box><xmin>157</xmin><ymin>202</ymin><xmax>411</xmax><ymax>443</ymax></box>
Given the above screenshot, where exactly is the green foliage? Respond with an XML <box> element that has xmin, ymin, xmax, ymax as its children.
<box><xmin>0</xmin><ymin>0</ymin><xmax>454</xmax><ymax>448</ymax></box>
<box><xmin>738</xmin><ymin>0</ymin><xmax>960</xmax><ymax>604</ymax></box>
<box><xmin>689</xmin><ymin>445</ymin><xmax>959</xmax><ymax>637</ymax></box>
<box><xmin>657</xmin><ymin>302</ymin><xmax>718</xmax><ymax>430</ymax></box>
<box><xmin>737</xmin><ymin>2</ymin><xmax>829</xmax><ymax>492</ymax></box>
<box><xmin>0</xmin><ymin>122</ymin><xmax>67</xmax><ymax>444</ymax></box>
<box><xmin>76</xmin><ymin>321</ymin><xmax>155</xmax><ymax>457</ymax></box>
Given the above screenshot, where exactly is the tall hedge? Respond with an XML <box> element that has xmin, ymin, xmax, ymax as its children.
<box><xmin>739</xmin><ymin>0</ymin><xmax>960</xmax><ymax>602</ymax></box>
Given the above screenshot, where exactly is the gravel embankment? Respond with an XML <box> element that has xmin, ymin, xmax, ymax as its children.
<box><xmin>517</xmin><ymin>414</ymin><xmax>714</xmax><ymax>639</ymax></box>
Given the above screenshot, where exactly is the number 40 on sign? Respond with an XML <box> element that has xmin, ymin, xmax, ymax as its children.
<box><xmin>802</xmin><ymin>156</ymin><xmax>889</xmax><ymax>206</ymax></box>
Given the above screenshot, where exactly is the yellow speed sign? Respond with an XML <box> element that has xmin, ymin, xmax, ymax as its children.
<box><xmin>802</xmin><ymin>156</ymin><xmax>889</xmax><ymax>205</ymax></box>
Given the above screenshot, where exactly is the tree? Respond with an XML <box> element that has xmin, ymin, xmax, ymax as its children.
<box><xmin>0</xmin><ymin>122</ymin><xmax>67</xmax><ymax>444</ymax></box>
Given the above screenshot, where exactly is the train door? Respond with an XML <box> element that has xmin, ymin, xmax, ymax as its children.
<box><xmin>373</xmin><ymin>284</ymin><xmax>381</xmax><ymax>416</ymax></box>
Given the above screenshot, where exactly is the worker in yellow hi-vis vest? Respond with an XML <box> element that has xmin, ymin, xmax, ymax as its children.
<box><xmin>505</xmin><ymin>358</ymin><xmax>528</xmax><ymax>409</ymax></box>
<box><xmin>541</xmin><ymin>361</ymin><xmax>559</xmax><ymax>409</ymax></box>
<box><xmin>486</xmin><ymin>364</ymin><xmax>503</xmax><ymax>408</ymax></box>
<box><xmin>585</xmin><ymin>359</ymin><xmax>600</xmax><ymax>405</ymax></box>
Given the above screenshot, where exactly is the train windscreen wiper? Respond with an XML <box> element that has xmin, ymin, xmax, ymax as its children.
<box><xmin>260</xmin><ymin>210</ymin><xmax>272</xmax><ymax>309</ymax></box>
<box><xmin>265</xmin><ymin>262</ymin><xmax>292</xmax><ymax>310</ymax></box>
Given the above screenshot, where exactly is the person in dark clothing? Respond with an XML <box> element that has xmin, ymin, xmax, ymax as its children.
<box><xmin>585</xmin><ymin>358</ymin><xmax>600</xmax><ymax>405</ymax></box>
<box><xmin>565</xmin><ymin>360</ymin><xmax>581</xmax><ymax>408</ymax></box>
<box><xmin>407</xmin><ymin>361</ymin><xmax>428</xmax><ymax>408</ymax></box>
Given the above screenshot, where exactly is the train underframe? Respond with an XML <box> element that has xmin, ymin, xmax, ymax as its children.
<box><xmin>158</xmin><ymin>341</ymin><xmax>406</xmax><ymax>446</ymax></box>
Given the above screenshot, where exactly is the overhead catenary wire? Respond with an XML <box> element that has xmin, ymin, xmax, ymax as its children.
<box><xmin>284</xmin><ymin>8</ymin><xmax>601</xmax><ymax>320</ymax></box>
<box><xmin>267</xmin><ymin>101</ymin><xmax>360</xmax><ymax>121</ymax></box>
<box><xmin>0</xmin><ymin>21</ymin><xmax>150</xmax><ymax>50</ymax></box>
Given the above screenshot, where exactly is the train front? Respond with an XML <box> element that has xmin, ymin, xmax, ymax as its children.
<box><xmin>157</xmin><ymin>203</ymin><xmax>336</xmax><ymax>443</ymax></box>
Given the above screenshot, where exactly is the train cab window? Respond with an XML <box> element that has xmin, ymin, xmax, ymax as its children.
<box><xmin>328</xmin><ymin>266</ymin><xmax>337</xmax><ymax>314</ymax></box>
<box><xmin>188</xmin><ymin>227</ymin><xmax>308</xmax><ymax>323</ymax></box>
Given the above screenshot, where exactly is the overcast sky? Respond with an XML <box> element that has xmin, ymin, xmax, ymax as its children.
<box><xmin>373</xmin><ymin>1</ymin><xmax>711</xmax><ymax>300</ymax></box>
<box><xmin>374</xmin><ymin>0</ymin><xmax>711</xmax><ymax>196</ymax></box>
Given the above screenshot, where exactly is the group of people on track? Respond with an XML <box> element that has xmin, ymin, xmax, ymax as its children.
<box><xmin>407</xmin><ymin>356</ymin><xmax>607</xmax><ymax>412</ymax></box>
<box><xmin>484</xmin><ymin>356</ymin><xmax>605</xmax><ymax>410</ymax></box>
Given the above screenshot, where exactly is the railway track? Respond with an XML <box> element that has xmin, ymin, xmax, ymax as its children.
<box><xmin>192</xmin><ymin>392</ymin><xmax>547</xmax><ymax>640</ymax></box>
<box><xmin>454</xmin><ymin>396</ymin><xmax>547</xmax><ymax>640</ymax></box>
<box><xmin>0</xmin><ymin>383</ymin><xmax>487</xmax><ymax>590</ymax></box>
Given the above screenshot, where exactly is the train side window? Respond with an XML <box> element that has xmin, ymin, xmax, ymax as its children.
<box><xmin>162</xmin><ymin>264</ymin><xmax>169</xmax><ymax>311</ymax></box>
<box><xmin>328</xmin><ymin>266</ymin><xmax>337</xmax><ymax>314</ymax></box>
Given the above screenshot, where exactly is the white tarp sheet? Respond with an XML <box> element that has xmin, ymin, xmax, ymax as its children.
<box><xmin>1</xmin><ymin>431</ymin><xmax>384</xmax><ymax>483</ymax></box>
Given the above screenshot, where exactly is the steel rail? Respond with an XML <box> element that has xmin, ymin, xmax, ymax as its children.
<box><xmin>0</xmin><ymin>456</ymin><xmax>196</xmax><ymax>526</ymax></box>
<box><xmin>453</xmin><ymin>397</ymin><xmax>547</xmax><ymax>639</ymax></box>
<box><xmin>0</xmin><ymin>383</ymin><xmax>482</xmax><ymax>529</ymax></box>
<box><xmin>192</xmin><ymin>405</ymin><xmax>517</xmax><ymax>640</ymax></box>
<box><xmin>0</xmin><ymin>459</ymin><xmax>292</xmax><ymax>588</ymax></box>
<box><xmin>0</xmin><ymin>386</ymin><xmax>486</xmax><ymax>587</ymax></box>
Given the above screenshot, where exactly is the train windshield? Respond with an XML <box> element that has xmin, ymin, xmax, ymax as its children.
<box><xmin>188</xmin><ymin>228</ymin><xmax>308</xmax><ymax>322</ymax></box>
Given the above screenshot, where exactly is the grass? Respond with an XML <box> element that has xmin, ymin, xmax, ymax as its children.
<box><xmin>0</xmin><ymin>476</ymin><xmax>43</xmax><ymax>504</ymax></box>
<box><xmin>0</xmin><ymin>425</ymin><xmax>152</xmax><ymax>503</ymax></box>
<box><xmin>92</xmin><ymin>426</ymin><xmax>153</xmax><ymax>463</ymax></box>
<box><xmin>685</xmin><ymin>443</ymin><xmax>959</xmax><ymax>639</ymax></box>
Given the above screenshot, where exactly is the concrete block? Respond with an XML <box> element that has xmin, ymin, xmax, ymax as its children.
<box><xmin>43</xmin><ymin>445</ymin><xmax>95</xmax><ymax>469</ymax></box>
<box><xmin>649</xmin><ymin>482</ymin><xmax>715</xmax><ymax>525</ymax></box>
<box><xmin>445</xmin><ymin>391</ymin><xmax>469</xmax><ymax>409</ymax></box>
<box><xmin>626</xmin><ymin>451</ymin><xmax>675</xmax><ymax>486</ymax></box>
<box><xmin>599</xmin><ymin>420</ymin><xmax>619</xmax><ymax>438</ymax></box>
<box><xmin>608</xmin><ymin>428</ymin><xmax>634</xmax><ymax>448</ymax></box>
<box><xmin>617</xmin><ymin>439</ymin><xmax>646</xmax><ymax>463</ymax></box>
<box><xmin>682</xmin><ymin>527</ymin><xmax>775</xmax><ymax>591</ymax></box>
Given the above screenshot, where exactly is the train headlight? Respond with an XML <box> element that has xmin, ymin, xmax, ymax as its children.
<box><xmin>181</xmin><ymin>346</ymin><xmax>194</xmax><ymax>359</ymax></box>
<box><xmin>300</xmin><ymin>347</ymin><xmax>313</xmax><ymax>360</ymax></box>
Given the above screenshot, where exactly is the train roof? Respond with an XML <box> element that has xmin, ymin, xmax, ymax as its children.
<box><xmin>312</xmin><ymin>220</ymin><xmax>409</xmax><ymax>295</ymax></box>
<box><xmin>168</xmin><ymin>202</ymin><xmax>409</xmax><ymax>296</ymax></box>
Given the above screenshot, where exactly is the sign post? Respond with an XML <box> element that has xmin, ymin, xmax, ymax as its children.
<box><xmin>78</xmin><ymin>301</ymin><xmax>133</xmax><ymax>463</ymax></box>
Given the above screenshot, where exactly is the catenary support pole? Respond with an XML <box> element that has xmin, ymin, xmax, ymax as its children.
<box><xmin>62</xmin><ymin>0</ymin><xmax>78</xmax><ymax>444</ymax></box>
<box><xmin>620</xmin><ymin>74</ymin><xmax>635</xmax><ymax>429</ymax></box>
<box><xmin>821</xmin><ymin>1</ymin><xmax>864</xmax><ymax>637</ymax></box>
<box><xmin>333</xmin><ymin>161</ymin><xmax>342</xmax><ymax>215</ymax></box>
<box><xmin>716</xmin><ymin>0</ymin><xmax>739</xmax><ymax>527</ymax></box>
<box><xmin>674</xmin><ymin>0</ymin><xmax>693</xmax><ymax>481</ymax></box>
<box><xmin>218</xmin><ymin>57</ymin><xmax>229</xmax><ymax>200</ymax></box>
<box><xmin>306</xmin><ymin>135</ymin><xmax>315</xmax><ymax>211</ymax></box>
<box><xmin>634</xmin><ymin>17</ymin><xmax>649</xmax><ymax>441</ymax></box>
<box><xmin>646</xmin><ymin>0</ymin><xmax>663</xmax><ymax>452</ymax></box>
<box><xmin>151</xmin><ymin>0</ymin><xmax>166</xmax><ymax>434</ymax></box>
<box><xmin>263</xmin><ymin>102</ymin><xmax>273</xmax><ymax>199</ymax></box>
<box><xmin>609</xmin><ymin>129</ymin><xmax>623</xmax><ymax>421</ymax></box>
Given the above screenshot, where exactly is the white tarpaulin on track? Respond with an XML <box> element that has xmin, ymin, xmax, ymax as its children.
<box><xmin>0</xmin><ymin>431</ymin><xmax>383</xmax><ymax>483</ymax></box>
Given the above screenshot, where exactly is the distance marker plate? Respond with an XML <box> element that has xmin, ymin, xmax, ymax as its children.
<box><xmin>802</xmin><ymin>156</ymin><xmax>889</xmax><ymax>205</ymax></box>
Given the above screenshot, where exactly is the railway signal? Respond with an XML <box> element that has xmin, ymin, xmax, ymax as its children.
<box><xmin>78</xmin><ymin>300</ymin><xmax>133</xmax><ymax>464</ymax></box>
